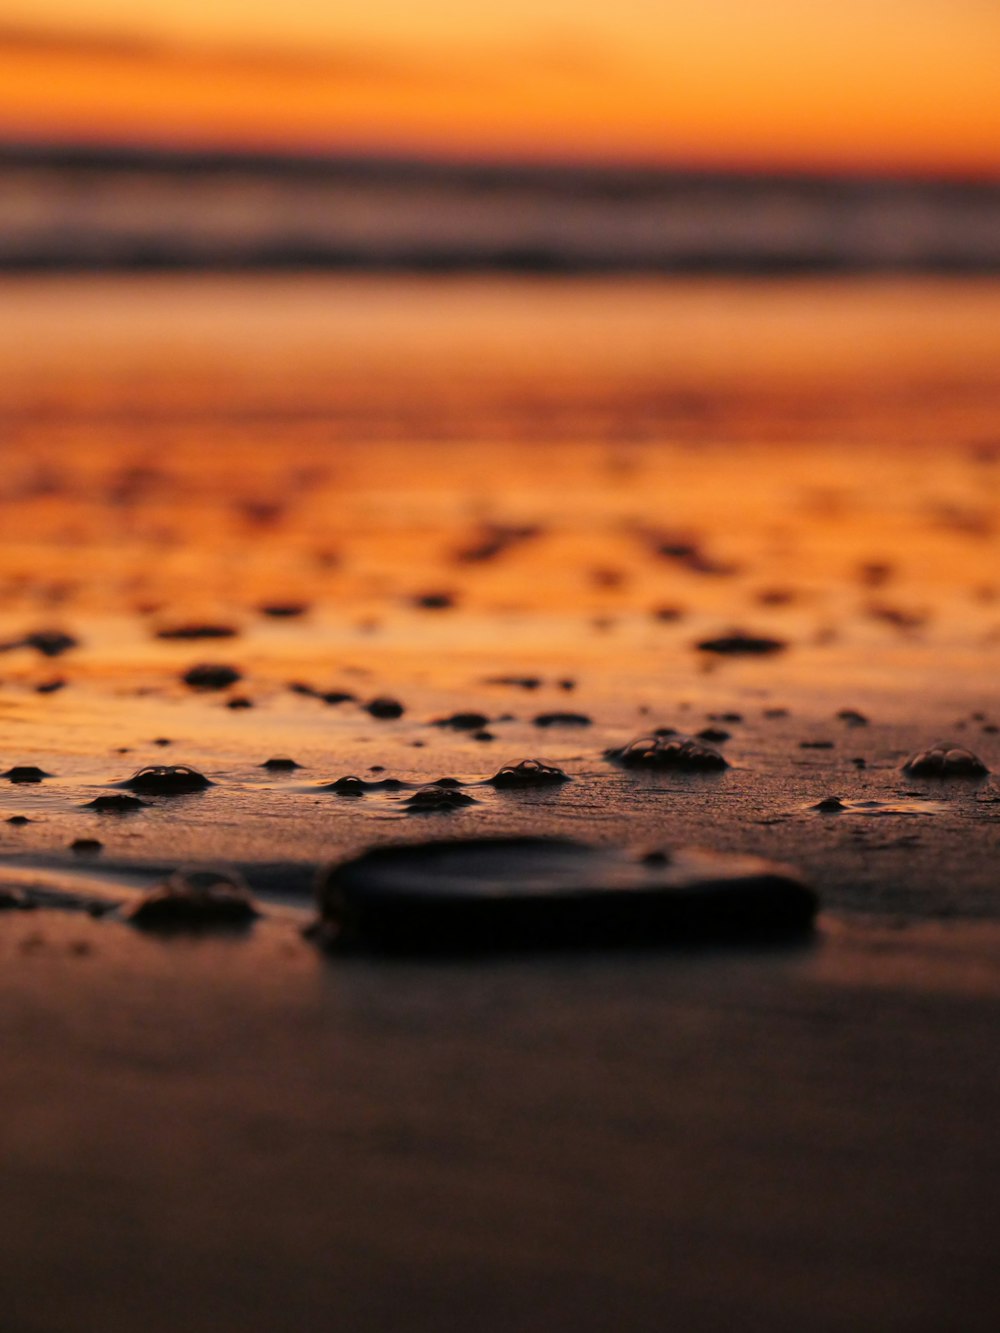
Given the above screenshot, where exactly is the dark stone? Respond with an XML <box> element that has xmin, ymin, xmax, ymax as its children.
<box><xmin>261</xmin><ymin>756</ymin><xmax>301</xmax><ymax>771</ymax></box>
<box><xmin>814</xmin><ymin>797</ymin><xmax>848</xmax><ymax>813</ymax></box>
<box><xmin>226</xmin><ymin>696</ymin><xmax>254</xmax><ymax>710</ymax></box>
<box><xmin>321</xmin><ymin>691</ymin><xmax>356</xmax><ymax>705</ymax></box>
<box><xmin>404</xmin><ymin>787</ymin><xmax>479</xmax><ymax>813</ymax></box>
<box><xmin>365</xmin><ymin>696</ymin><xmax>405</xmax><ymax>719</ymax></box>
<box><xmin>902</xmin><ymin>744</ymin><xmax>989</xmax><ymax>778</ymax></box>
<box><xmin>3</xmin><ymin>766</ymin><xmax>51</xmax><ymax>784</ymax></box>
<box><xmin>311</xmin><ymin>836</ymin><xmax>817</xmax><ymax>953</ymax></box>
<box><xmin>71</xmin><ymin>838</ymin><xmax>104</xmax><ymax>853</ymax></box>
<box><xmin>696</xmin><ymin>632</ymin><xmax>787</xmax><ymax>656</ymax></box>
<box><xmin>121</xmin><ymin>765</ymin><xmax>212</xmax><ymax>795</ymax></box>
<box><xmin>433</xmin><ymin>712</ymin><xmax>490</xmax><ymax>731</ymax></box>
<box><xmin>488</xmin><ymin>759</ymin><xmax>571</xmax><ymax>788</ymax></box>
<box><xmin>320</xmin><ymin>775</ymin><xmax>405</xmax><ymax>795</ymax></box>
<box><xmin>606</xmin><ymin>735</ymin><xmax>728</xmax><ymax>772</ymax></box>
<box><xmin>412</xmin><ymin>592</ymin><xmax>455</xmax><ymax>610</ymax></box>
<box><xmin>837</xmin><ymin>709</ymin><xmax>869</xmax><ymax>727</ymax></box>
<box><xmin>323</xmin><ymin>775</ymin><xmax>367</xmax><ymax>797</ymax></box>
<box><xmin>533</xmin><ymin>712</ymin><xmax>592</xmax><ymax>728</ymax></box>
<box><xmin>127</xmin><ymin>868</ymin><xmax>259</xmax><ymax>929</ymax></box>
<box><xmin>182</xmin><ymin>663</ymin><xmax>242</xmax><ymax>690</ymax></box>
<box><xmin>7</xmin><ymin>815</ymin><xmax>31</xmax><ymax>825</ymax></box>
<box><xmin>86</xmin><ymin>793</ymin><xmax>149</xmax><ymax>812</ymax></box>
<box><xmin>697</xmin><ymin>727</ymin><xmax>731</xmax><ymax>743</ymax></box>
<box><xmin>484</xmin><ymin>675</ymin><xmax>542</xmax><ymax>690</ymax></box>
<box><xmin>156</xmin><ymin>624</ymin><xmax>237</xmax><ymax>640</ymax></box>
<box><xmin>258</xmin><ymin>602</ymin><xmax>309</xmax><ymax>617</ymax></box>
<box><xmin>35</xmin><ymin>678</ymin><xmax>66</xmax><ymax>694</ymax></box>
<box><xmin>24</xmin><ymin>630</ymin><xmax>78</xmax><ymax>657</ymax></box>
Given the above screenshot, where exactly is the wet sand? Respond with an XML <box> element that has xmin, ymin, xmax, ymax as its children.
<box><xmin>1</xmin><ymin>276</ymin><xmax>999</xmax><ymax>1330</ymax></box>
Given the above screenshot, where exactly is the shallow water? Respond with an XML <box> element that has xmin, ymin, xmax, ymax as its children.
<box><xmin>0</xmin><ymin>275</ymin><xmax>998</xmax><ymax>923</ymax></box>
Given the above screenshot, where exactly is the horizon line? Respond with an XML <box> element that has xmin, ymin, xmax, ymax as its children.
<box><xmin>3</xmin><ymin>134</ymin><xmax>1000</xmax><ymax>189</ymax></box>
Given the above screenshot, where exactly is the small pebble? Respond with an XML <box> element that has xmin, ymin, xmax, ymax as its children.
<box><xmin>489</xmin><ymin>759</ymin><xmax>571</xmax><ymax>788</ymax></box>
<box><xmin>814</xmin><ymin>797</ymin><xmax>848</xmax><ymax>813</ymax></box>
<box><xmin>837</xmin><ymin>709</ymin><xmax>869</xmax><ymax>727</ymax></box>
<box><xmin>365</xmin><ymin>697</ymin><xmax>405</xmax><ymax>719</ymax></box>
<box><xmin>697</xmin><ymin>632</ymin><xmax>787</xmax><ymax>656</ymax></box>
<box><xmin>902</xmin><ymin>744</ymin><xmax>989</xmax><ymax>777</ymax></box>
<box><xmin>182</xmin><ymin>663</ymin><xmax>242</xmax><ymax>690</ymax></box>
<box><xmin>3</xmin><ymin>766</ymin><xmax>50</xmax><ymax>784</ymax></box>
<box><xmin>24</xmin><ymin>630</ymin><xmax>78</xmax><ymax>657</ymax></box>
<box><xmin>533</xmin><ymin>712</ymin><xmax>592</xmax><ymax>728</ymax></box>
<box><xmin>71</xmin><ymin>838</ymin><xmax>104</xmax><ymax>854</ymax></box>
<box><xmin>404</xmin><ymin>787</ymin><xmax>478</xmax><ymax>813</ymax></box>
<box><xmin>434</xmin><ymin>712</ymin><xmax>490</xmax><ymax>731</ymax></box>
<box><xmin>86</xmin><ymin>793</ymin><xmax>149</xmax><ymax>812</ymax></box>
<box><xmin>412</xmin><ymin>592</ymin><xmax>455</xmax><ymax>610</ymax></box>
<box><xmin>123</xmin><ymin>765</ymin><xmax>212</xmax><ymax>795</ymax></box>
<box><xmin>156</xmin><ymin>624</ymin><xmax>237</xmax><ymax>640</ymax></box>
<box><xmin>606</xmin><ymin>735</ymin><xmax>728</xmax><ymax>772</ymax></box>
<box><xmin>126</xmin><ymin>868</ymin><xmax>259</xmax><ymax>929</ymax></box>
<box><xmin>258</xmin><ymin>602</ymin><xmax>309</xmax><ymax>618</ymax></box>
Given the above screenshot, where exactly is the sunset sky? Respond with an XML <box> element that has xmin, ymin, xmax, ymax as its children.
<box><xmin>2</xmin><ymin>1</ymin><xmax>999</xmax><ymax>175</ymax></box>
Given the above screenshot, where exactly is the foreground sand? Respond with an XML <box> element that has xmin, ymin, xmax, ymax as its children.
<box><xmin>2</xmin><ymin>909</ymin><xmax>998</xmax><ymax>1333</ymax></box>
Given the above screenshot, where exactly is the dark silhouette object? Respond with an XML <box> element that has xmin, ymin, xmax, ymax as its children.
<box><xmin>837</xmin><ymin>709</ymin><xmax>869</xmax><ymax>727</ymax></box>
<box><xmin>23</xmin><ymin>630</ymin><xmax>79</xmax><ymax>657</ymax></box>
<box><xmin>122</xmin><ymin>765</ymin><xmax>212</xmax><ymax>794</ymax></box>
<box><xmin>533</xmin><ymin>712</ymin><xmax>592</xmax><ymax>728</ymax></box>
<box><xmin>902</xmin><ymin>744</ymin><xmax>989</xmax><ymax>777</ymax></box>
<box><xmin>488</xmin><ymin>759</ymin><xmax>570</xmax><ymax>787</ymax></box>
<box><xmin>182</xmin><ymin>663</ymin><xmax>242</xmax><ymax>689</ymax></box>
<box><xmin>3</xmin><ymin>766</ymin><xmax>51</xmax><ymax>783</ymax></box>
<box><xmin>433</xmin><ymin>712</ymin><xmax>490</xmax><ymax>730</ymax></box>
<box><xmin>606</xmin><ymin>735</ymin><xmax>728</xmax><ymax>772</ymax></box>
<box><xmin>404</xmin><ymin>787</ymin><xmax>478</xmax><ymax>813</ymax></box>
<box><xmin>365</xmin><ymin>697</ymin><xmax>405</xmax><ymax>719</ymax></box>
<box><xmin>261</xmin><ymin>756</ymin><xmax>301</xmax><ymax>770</ymax></box>
<box><xmin>697</xmin><ymin>632</ymin><xmax>787</xmax><ymax>656</ymax></box>
<box><xmin>156</xmin><ymin>624</ymin><xmax>237</xmax><ymax>640</ymax></box>
<box><xmin>85</xmin><ymin>793</ymin><xmax>149</xmax><ymax>812</ymax></box>
<box><xmin>71</xmin><ymin>838</ymin><xmax>104</xmax><ymax>854</ymax></box>
<box><xmin>127</xmin><ymin>868</ymin><xmax>259</xmax><ymax>929</ymax></box>
<box><xmin>412</xmin><ymin>592</ymin><xmax>455</xmax><ymax>610</ymax></box>
<box><xmin>697</xmin><ymin>727</ymin><xmax>731</xmax><ymax>742</ymax></box>
<box><xmin>258</xmin><ymin>602</ymin><xmax>309</xmax><ymax>617</ymax></box>
<box><xmin>310</xmin><ymin>836</ymin><xmax>817</xmax><ymax>953</ymax></box>
<box><xmin>320</xmin><ymin>775</ymin><xmax>405</xmax><ymax>795</ymax></box>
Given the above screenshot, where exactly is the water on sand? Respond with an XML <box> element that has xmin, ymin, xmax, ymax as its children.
<box><xmin>1</xmin><ymin>275</ymin><xmax>999</xmax><ymax>1332</ymax></box>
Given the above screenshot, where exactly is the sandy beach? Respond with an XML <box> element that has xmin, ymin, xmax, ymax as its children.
<box><xmin>1</xmin><ymin>275</ymin><xmax>999</xmax><ymax>1330</ymax></box>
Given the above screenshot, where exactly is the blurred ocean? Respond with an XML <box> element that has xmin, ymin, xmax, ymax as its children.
<box><xmin>1</xmin><ymin>143</ymin><xmax>998</xmax><ymax>271</ymax></box>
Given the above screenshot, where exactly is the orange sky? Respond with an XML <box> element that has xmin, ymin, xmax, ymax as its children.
<box><xmin>2</xmin><ymin>2</ymin><xmax>999</xmax><ymax>174</ymax></box>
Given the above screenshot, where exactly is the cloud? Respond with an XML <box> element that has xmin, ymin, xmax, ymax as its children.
<box><xmin>0</xmin><ymin>21</ymin><xmax>435</xmax><ymax>85</ymax></box>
